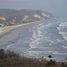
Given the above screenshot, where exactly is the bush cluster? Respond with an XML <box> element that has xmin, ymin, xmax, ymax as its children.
<box><xmin>0</xmin><ymin>49</ymin><xmax>67</xmax><ymax>67</ymax></box>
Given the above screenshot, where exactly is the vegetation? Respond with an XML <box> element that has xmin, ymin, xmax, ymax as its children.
<box><xmin>0</xmin><ymin>49</ymin><xmax>67</xmax><ymax>67</ymax></box>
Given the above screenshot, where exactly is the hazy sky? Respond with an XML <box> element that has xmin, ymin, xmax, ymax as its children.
<box><xmin>0</xmin><ymin>0</ymin><xmax>67</xmax><ymax>17</ymax></box>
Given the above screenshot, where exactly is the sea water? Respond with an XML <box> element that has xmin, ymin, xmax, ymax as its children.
<box><xmin>0</xmin><ymin>19</ymin><xmax>67</xmax><ymax>61</ymax></box>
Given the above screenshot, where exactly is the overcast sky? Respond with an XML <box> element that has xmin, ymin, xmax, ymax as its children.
<box><xmin>0</xmin><ymin>0</ymin><xmax>67</xmax><ymax>17</ymax></box>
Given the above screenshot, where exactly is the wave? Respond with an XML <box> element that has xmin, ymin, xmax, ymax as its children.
<box><xmin>0</xmin><ymin>19</ymin><xmax>67</xmax><ymax>61</ymax></box>
<box><xmin>58</xmin><ymin>22</ymin><xmax>67</xmax><ymax>40</ymax></box>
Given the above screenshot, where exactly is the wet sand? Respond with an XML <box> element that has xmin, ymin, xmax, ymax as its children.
<box><xmin>0</xmin><ymin>23</ymin><xmax>30</xmax><ymax>38</ymax></box>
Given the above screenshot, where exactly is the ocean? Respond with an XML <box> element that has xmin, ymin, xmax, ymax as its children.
<box><xmin>0</xmin><ymin>19</ymin><xmax>67</xmax><ymax>61</ymax></box>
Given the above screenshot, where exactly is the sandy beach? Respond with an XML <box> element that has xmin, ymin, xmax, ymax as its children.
<box><xmin>0</xmin><ymin>23</ymin><xmax>30</xmax><ymax>38</ymax></box>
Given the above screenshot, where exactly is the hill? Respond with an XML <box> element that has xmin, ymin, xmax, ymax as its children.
<box><xmin>0</xmin><ymin>9</ymin><xmax>52</xmax><ymax>27</ymax></box>
<box><xmin>0</xmin><ymin>49</ymin><xmax>67</xmax><ymax>67</ymax></box>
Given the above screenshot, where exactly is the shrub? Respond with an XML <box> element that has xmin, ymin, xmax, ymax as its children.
<box><xmin>6</xmin><ymin>50</ymin><xmax>19</xmax><ymax>57</ymax></box>
<box><xmin>0</xmin><ymin>49</ymin><xmax>6</xmax><ymax>59</ymax></box>
<box><xmin>0</xmin><ymin>64</ymin><xmax>4</xmax><ymax>67</ymax></box>
<box><xmin>45</xmin><ymin>60</ymin><xmax>56</xmax><ymax>67</ymax></box>
<box><xmin>60</xmin><ymin>62</ymin><xmax>67</xmax><ymax>67</ymax></box>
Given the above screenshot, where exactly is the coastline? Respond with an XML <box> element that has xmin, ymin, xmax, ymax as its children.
<box><xmin>0</xmin><ymin>20</ymin><xmax>40</xmax><ymax>38</ymax></box>
<box><xmin>0</xmin><ymin>23</ymin><xmax>31</xmax><ymax>38</ymax></box>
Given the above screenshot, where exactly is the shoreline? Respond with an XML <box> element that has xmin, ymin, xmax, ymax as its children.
<box><xmin>0</xmin><ymin>21</ymin><xmax>40</xmax><ymax>38</ymax></box>
<box><xmin>0</xmin><ymin>23</ymin><xmax>32</xmax><ymax>38</ymax></box>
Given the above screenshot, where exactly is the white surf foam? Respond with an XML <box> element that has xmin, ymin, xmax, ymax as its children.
<box><xmin>63</xmin><ymin>45</ymin><xmax>67</xmax><ymax>48</ymax></box>
<box><xmin>59</xmin><ymin>22</ymin><xmax>67</xmax><ymax>27</ymax></box>
<box><xmin>29</xmin><ymin>23</ymin><xmax>43</xmax><ymax>48</ymax></box>
<box><xmin>58</xmin><ymin>22</ymin><xmax>67</xmax><ymax>41</ymax></box>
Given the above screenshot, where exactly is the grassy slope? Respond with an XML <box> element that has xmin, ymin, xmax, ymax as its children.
<box><xmin>0</xmin><ymin>49</ymin><xmax>67</xmax><ymax>67</ymax></box>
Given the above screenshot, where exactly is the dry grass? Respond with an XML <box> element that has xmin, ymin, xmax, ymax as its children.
<box><xmin>0</xmin><ymin>49</ymin><xmax>67</xmax><ymax>67</ymax></box>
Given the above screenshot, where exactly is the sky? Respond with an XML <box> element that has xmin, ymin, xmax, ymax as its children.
<box><xmin>0</xmin><ymin>0</ymin><xmax>67</xmax><ymax>17</ymax></box>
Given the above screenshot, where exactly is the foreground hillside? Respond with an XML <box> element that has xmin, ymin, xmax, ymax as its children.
<box><xmin>0</xmin><ymin>49</ymin><xmax>67</xmax><ymax>67</ymax></box>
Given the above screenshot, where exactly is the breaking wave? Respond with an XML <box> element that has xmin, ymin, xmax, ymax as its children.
<box><xmin>0</xmin><ymin>19</ymin><xmax>67</xmax><ymax>61</ymax></box>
